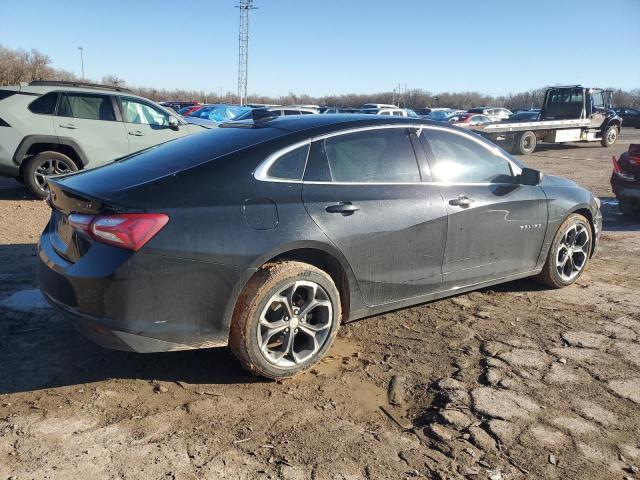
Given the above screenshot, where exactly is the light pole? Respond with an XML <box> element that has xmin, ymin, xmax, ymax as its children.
<box><xmin>78</xmin><ymin>47</ymin><xmax>84</xmax><ymax>80</ymax></box>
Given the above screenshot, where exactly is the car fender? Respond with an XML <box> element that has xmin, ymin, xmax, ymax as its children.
<box><xmin>13</xmin><ymin>134</ymin><xmax>89</xmax><ymax>167</ymax></box>
<box><xmin>601</xmin><ymin>113</ymin><xmax>623</xmax><ymax>132</ymax></box>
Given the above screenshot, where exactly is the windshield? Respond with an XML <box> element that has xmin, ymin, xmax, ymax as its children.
<box><xmin>427</xmin><ymin>110</ymin><xmax>452</xmax><ymax>121</ymax></box>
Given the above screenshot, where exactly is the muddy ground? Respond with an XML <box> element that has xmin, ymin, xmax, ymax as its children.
<box><xmin>1</xmin><ymin>130</ymin><xmax>639</xmax><ymax>480</ymax></box>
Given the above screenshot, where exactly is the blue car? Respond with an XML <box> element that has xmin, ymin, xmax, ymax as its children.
<box><xmin>186</xmin><ymin>104</ymin><xmax>252</xmax><ymax>127</ymax></box>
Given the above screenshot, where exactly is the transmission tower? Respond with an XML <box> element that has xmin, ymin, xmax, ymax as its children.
<box><xmin>237</xmin><ymin>0</ymin><xmax>256</xmax><ymax>106</ymax></box>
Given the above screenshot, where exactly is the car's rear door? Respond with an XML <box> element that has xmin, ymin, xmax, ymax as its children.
<box><xmin>118</xmin><ymin>96</ymin><xmax>188</xmax><ymax>153</ymax></box>
<box><xmin>418</xmin><ymin>127</ymin><xmax>548</xmax><ymax>288</ymax></box>
<box><xmin>302</xmin><ymin>126</ymin><xmax>447</xmax><ymax>307</ymax></box>
<box><xmin>53</xmin><ymin>92</ymin><xmax>129</xmax><ymax>167</ymax></box>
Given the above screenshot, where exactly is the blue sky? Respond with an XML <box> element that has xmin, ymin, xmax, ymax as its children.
<box><xmin>2</xmin><ymin>0</ymin><xmax>639</xmax><ymax>96</ymax></box>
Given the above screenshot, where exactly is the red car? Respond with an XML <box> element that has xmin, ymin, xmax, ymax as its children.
<box><xmin>611</xmin><ymin>144</ymin><xmax>640</xmax><ymax>216</ymax></box>
<box><xmin>448</xmin><ymin>113</ymin><xmax>492</xmax><ymax>127</ymax></box>
<box><xmin>178</xmin><ymin>105</ymin><xmax>204</xmax><ymax>116</ymax></box>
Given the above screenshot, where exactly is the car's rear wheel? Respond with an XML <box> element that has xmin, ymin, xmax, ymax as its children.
<box><xmin>536</xmin><ymin>213</ymin><xmax>592</xmax><ymax>288</ymax></box>
<box><xmin>512</xmin><ymin>131</ymin><xmax>537</xmax><ymax>155</ymax></box>
<box><xmin>229</xmin><ymin>261</ymin><xmax>341</xmax><ymax>379</ymax></box>
<box><xmin>601</xmin><ymin>125</ymin><xmax>618</xmax><ymax>147</ymax></box>
<box><xmin>23</xmin><ymin>151</ymin><xmax>77</xmax><ymax>199</ymax></box>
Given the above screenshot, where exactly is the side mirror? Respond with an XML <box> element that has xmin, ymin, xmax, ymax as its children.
<box><xmin>168</xmin><ymin>116</ymin><xmax>180</xmax><ymax>131</ymax></box>
<box><xmin>518</xmin><ymin>167</ymin><xmax>543</xmax><ymax>186</ymax></box>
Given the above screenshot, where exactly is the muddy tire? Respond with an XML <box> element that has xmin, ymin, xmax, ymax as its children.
<box><xmin>601</xmin><ymin>125</ymin><xmax>618</xmax><ymax>147</ymax></box>
<box><xmin>23</xmin><ymin>151</ymin><xmax>78</xmax><ymax>199</ymax></box>
<box><xmin>229</xmin><ymin>261</ymin><xmax>341</xmax><ymax>379</ymax></box>
<box><xmin>512</xmin><ymin>131</ymin><xmax>537</xmax><ymax>155</ymax></box>
<box><xmin>536</xmin><ymin>213</ymin><xmax>592</xmax><ymax>288</ymax></box>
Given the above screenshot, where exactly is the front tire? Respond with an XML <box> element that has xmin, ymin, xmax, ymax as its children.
<box><xmin>536</xmin><ymin>213</ymin><xmax>592</xmax><ymax>288</ymax></box>
<box><xmin>601</xmin><ymin>125</ymin><xmax>618</xmax><ymax>147</ymax></box>
<box><xmin>229</xmin><ymin>261</ymin><xmax>342</xmax><ymax>379</ymax></box>
<box><xmin>23</xmin><ymin>151</ymin><xmax>78</xmax><ymax>199</ymax></box>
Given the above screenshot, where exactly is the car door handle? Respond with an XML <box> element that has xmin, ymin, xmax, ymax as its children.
<box><xmin>128</xmin><ymin>130</ymin><xmax>145</xmax><ymax>136</ymax></box>
<box><xmin>325</xmin><ymin>202</ymin><xmax>360</xmax><ymax>215</ymax></box>
<box><xmin>449</xmin><ymin>196</ymin><xmax>473</xmax><ymax>208</ymax></box>
<box><xmin>58</xmin><ymin>123</ymin><xmax>77</xmax><ymax>129</ymax></box>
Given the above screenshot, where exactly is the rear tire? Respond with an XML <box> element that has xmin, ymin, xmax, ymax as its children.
<box><xmin>535</xmin><ymin>213</ymin><xmax>592</xmax><ymax>288</ymax></box>
<box><xmin>23</xmin><ymin>151</ymin><xmax>78</xmax><ymax>199</ymax></box>
<box><xmin>601</xmin><ymin>125</ymin><xmax>618</xmax><ymax>147</ymax></box>
<box><xmin>229</xmin><ymin>261</ymin><xmax>342</xmax><ymax>379</ymax></box>
<box><xmin>512</xmin><ymin>131</ymin><xmax>537</xmax><ymax>155</ymax></box>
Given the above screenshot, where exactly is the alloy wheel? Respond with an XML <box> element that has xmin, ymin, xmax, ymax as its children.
<box><xmin>257</xmin><ymin>280</ymin><xmax>333</xmax><ymax>368</ymax></box>
<box><xmin>34</xmin><ymin>158</ymin><xmax>74</xmax><ymax>190</ymax></box>
<box><xmin>556</xmin><ymin>223</ymin><xmax>590</xmax><ymax>282</ymax></box>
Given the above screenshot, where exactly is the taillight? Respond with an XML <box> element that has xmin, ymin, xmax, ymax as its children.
<box><xmin>68</xmin><ymin>213</ymin><xmax>169</xmax><ymax>251</ymax></box>
<box><xmin>612</xmin><ymin>156</ymin><xmax>634</xmax><ymax>181</ymax></box>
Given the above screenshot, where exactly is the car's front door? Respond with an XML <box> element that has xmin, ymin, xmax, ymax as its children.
<box><xmin>118</xmin><ymin>97</ymin><xmax>188</xmax><ymax>153</ymax></box>
<box><xmin>302</xmin><ymin>127</ymin><xmax>448</xmax><ymax>307</ymax></box>
<box><xmin>419</xmin><ymin>127</ymin><xmax>548</xmax><ymax>288</ymax></box>
<box><xmin>53</xmin><ymin>92</ymin><xmax>129</xmax><ymax>167</ymax></box>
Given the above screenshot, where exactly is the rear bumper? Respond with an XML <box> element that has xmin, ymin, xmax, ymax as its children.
<box><xmin>611</xmin><ymin>173</ymin><xmax>640</xmax><ymax>202</ymax></box>
<box><xmin>38</xmin><ymin>224</ymin><xmax>239</xmax><ymax>352</ymax></box>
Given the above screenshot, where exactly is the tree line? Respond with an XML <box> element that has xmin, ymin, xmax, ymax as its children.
<box><xmin>2</xmin><ymin>44</ymin><xmax>639</xmax><ymax>110</ymax></box>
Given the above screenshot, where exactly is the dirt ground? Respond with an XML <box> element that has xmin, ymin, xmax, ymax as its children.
<box><xmin>1</xmin><ymin>130</ymin><xmax>639</xmax><ymax>480</ymax></box>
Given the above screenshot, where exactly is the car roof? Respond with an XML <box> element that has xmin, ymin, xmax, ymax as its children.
<box><xmin>223</xmin><ymin>114</ymin><xmax>445</xmax><ymax>134</ymax></box>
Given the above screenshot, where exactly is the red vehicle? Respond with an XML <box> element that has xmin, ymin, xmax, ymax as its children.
<box><xmin>611</xmin><ymin>144</ymin><xmax>640</xmax><ymax>216</ymax></box>
<box><xmin>449</xmin><ymin>112</ymin><xmax>492</xmax><ymax>127</ymax></box>
<box><xmin>178</xmin><ymin>105</ymin><xmax>204</xmax><ymax>116</ymax></box>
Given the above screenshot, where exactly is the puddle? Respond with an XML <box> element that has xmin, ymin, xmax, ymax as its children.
<box><xmin>0</xmin><ymin>289</ymin><xmax>51</xmax><ymax>312</ymax></box>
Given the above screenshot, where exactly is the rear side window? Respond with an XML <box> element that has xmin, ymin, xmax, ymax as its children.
<box><xmin>58</xmin><ymin>93</ymin><xmax>115</xmax><ymax>121</ymax></box>
<box><xmin>323</xmin><ymin>128</ymin><xmax>420</xmax><ymax>183</ymax></box>
<box><xmin>421</xmin><ymin>129</ymin><xmax>512</xmax><ymax>183</ymax></box>
<box><xmin>266</xmin><ymin>143</ymin><xmax>310</xmax><ymax>180</ymax></box>
<box><xmin>29</xmin><ymin>92</ymin><xmax>58</xmax><ymax>115</ymax></box>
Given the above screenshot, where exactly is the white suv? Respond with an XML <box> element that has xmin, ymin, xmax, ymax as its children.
<box><xmin>0</xmin><ymin>81</ymin><xmax>205</xmax><ymax>198</ymax></box>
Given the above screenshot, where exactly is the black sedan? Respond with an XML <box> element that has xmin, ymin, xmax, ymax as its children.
<box><xmin>38</xmin><ymin>115</ymin><xmax>602</xmax><ymax>379</ymax></box>
<box><xmin>613</xmin><ymin>108</ymin><xmax>640</xmax><ymax>128</ymax></box>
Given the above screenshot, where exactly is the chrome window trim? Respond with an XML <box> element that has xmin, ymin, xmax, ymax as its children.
<box><xmin>253</xmin><ymin>123</ymin><xmax>521</xmax><ymax>184</ymax></box>
<box><xmin>253</xmin><ymin>139</ymin><xmax>311</xmax><ymax>183</ymax></box>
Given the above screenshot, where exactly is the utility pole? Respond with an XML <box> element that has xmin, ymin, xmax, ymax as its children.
<box><xmin>236</xmin><ymin>0</ymin><xmax>257</xmax><ymax>106</ymax></box>
<box><xmin>78</xmin><ymin>46</ymin><xmax>84</xmax><ymax>80</ymax></box>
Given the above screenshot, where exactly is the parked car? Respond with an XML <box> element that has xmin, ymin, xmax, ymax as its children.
<box><xmin>468</xmin><ymin>107</ymin><xmax>513</xmax><ymax>122</ymax></box>
<box><xmin>404</xmin><ymin>108</ymin><xmax>419</xmax><ymax>118</ymax></box>
<box><xmin>178</xmin><ymin>105</ymin><xmax>204</xmax><ymax>117</ymax></box>
<box><xmin>159</xmin><ymin>101</ymin><xmax>200</xmax><ymax>112</ymax></box>
<box><xmin>0</xmin><ymin>81</ymin><xmax>204</xmax><ymax>198</ymax></box>
<box><xmin>322</xmin><ymin>107</ymin><xmax>362</xmax><ymax>114</ymax></box>
<box><xmin>425</xmin><ymin>109</ymin><xmax>462</xmax><ymax>122</ymax></box>
<box><xmin>505</xmin><ymin>110</ymin><xmax>541</xmax><ymax>122</ymax></box>
<box><xmin>186</xmin><ymin>104</ymin><xmax>252</xmax><ymax>126</ymax></box>
<box><xmin>38</xmin><ymin>115</ymin><xmax>601</xmax><ymax>379</ymax></box>
<box><xmin>612</xmin><ymin>108</ymin><xmax>640</xmax><ymax>128</ymax></box>
<box><xmin>362</xmin><ymin>103</ymin><xmax>398</xmax><ymax>109</ymax></box>
<box><xmin>362</xmin><ymin>107</ymin><xmax>407</xmax><ymax>116</ymax></box>
<box><xmin>449</xmin><ymin>113</ymin><xmax>493</xmax><ymax>127</ymax></box>
<box><xmin>611</xmin><ymin>144</ymin><xmax>640</xmax><ymax>215</ymax></box>
<box><xmin>233</xmin><ymin>106</ymin><xmax>319</xmax><ymax>121</ymax></box>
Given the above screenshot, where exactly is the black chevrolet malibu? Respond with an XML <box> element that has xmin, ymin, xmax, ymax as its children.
<box><xmin>38</xmin><ymin>115</ymin><xmax>602</xmax><ymax>378</ymax></box>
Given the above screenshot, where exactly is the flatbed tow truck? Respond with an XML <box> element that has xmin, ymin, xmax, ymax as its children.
<box><xmin>475</xmin><ymin>86</ymin><xmax>622</xmax><ymax>154</ymax></box>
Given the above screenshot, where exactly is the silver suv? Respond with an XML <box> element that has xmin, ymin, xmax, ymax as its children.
<box><xmin>0</xmin><ymin>81</ymin><xmax>205</xmax><ymax>198</ymax></box>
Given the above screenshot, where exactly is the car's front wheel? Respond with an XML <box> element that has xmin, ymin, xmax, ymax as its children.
<box><xmin>229</xmin><ymin>261</ymin><xmax>341</xmax><ymax>379</ymax></box>
<box><xmin>601</xmin><ymin>125</ymin><xmax>618</xmax><ymax>147</ymax></box>
<box><xmin>536</xmin><ymin>213</ymin><xmax>592</xmax><ymax>288</ymax></box>
<box><xmin>23</xmin><ymin>151</ymin><xmax>78</xmax><ymax>199</ymax></box>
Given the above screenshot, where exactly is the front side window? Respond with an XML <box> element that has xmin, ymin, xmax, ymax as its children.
<box><xmin>57</xmin><ymin>93</ymin><xmax>115</xmax><ymax>121</ymax></box>
<box><xmin>121</xmin><ymin>98</ymin><xmax>169</xmax><ymax>126</ymax></box>
<box><xmin>29</xmin><ymin>92</ymin><xmax>58</xmax><ymax>115</ymax></box>
<box><xmin>323</xmin><ymin>128</ymin><xmax>420</xmax><ymax>183</ymax></box>
<box><xmin>591</xmin><ymin>92</ymin><xmax>604</xmax><ymax>110</ymax></box>
<box><xmin>266</xmin><ymin>143</ymin><xmax>310</xmax><ymax>180</ymax></box>
<box><xmin>421</xmin><ymin>129</ymin><xmax>512</xmax><ymax>183</ymax></box>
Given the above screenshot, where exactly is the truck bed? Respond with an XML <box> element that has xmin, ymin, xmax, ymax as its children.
<box><xmin>477</xmin><ymin>118</ymin><xmax>591</xmax><ymax>133</ymax></box>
